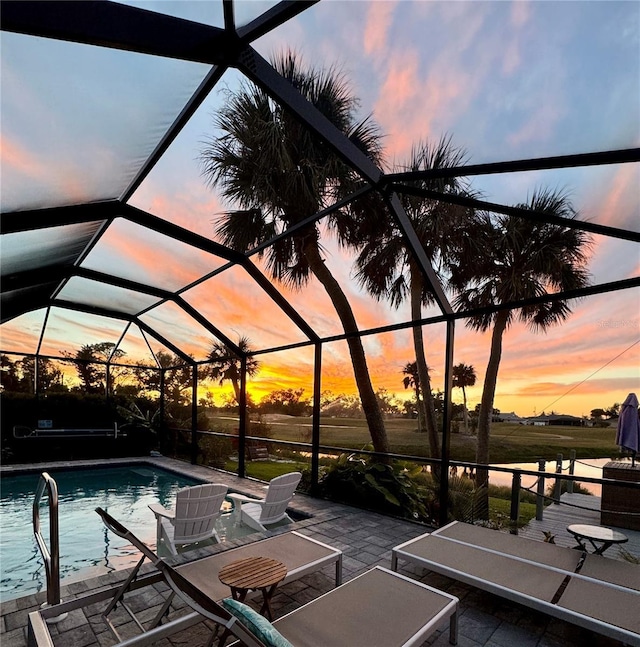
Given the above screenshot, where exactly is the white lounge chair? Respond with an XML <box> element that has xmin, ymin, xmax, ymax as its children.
<box><xmin>149</xmin><ymin>483</ymin><xmax>228</xmax><ymax>555</ymax></box>
<box><xmin>228</xmin><ymin>472</ymin><xmax>302</xmax><ymax>532</ymax></box>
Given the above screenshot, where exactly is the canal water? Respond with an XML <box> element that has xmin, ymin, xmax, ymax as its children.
<box><xmin>488</xmin><ymin>457</ymin><xmax>623</xmax><ymax>496</ymax></box>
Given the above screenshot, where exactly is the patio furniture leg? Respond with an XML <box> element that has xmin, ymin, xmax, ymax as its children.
<box><xmin>449</xmin><ymin>610</ymin><xmax>458</xmax><ymax>645</ymax></box>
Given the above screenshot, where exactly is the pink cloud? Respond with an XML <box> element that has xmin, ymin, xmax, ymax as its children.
<box><xmin>84</xmin><ymin>217</ymin><xmax>224</xmax><ymax>292</ymax></box>
<box><xmin>583</xmin><ymin>164</ymin><xmax>639</xmax><ymax>229</ymax></box>
<box><xmin>371</xmin><ymin>7</ymin><xmax>494</xmax><ymax>162</ymax></box>
<box><xmin>501</xmin><ymin>39</ymin><xmax>521</xmax><ymax>76</ymax></box>
<box><xmin>363</xmin><ymin>1</ymin><xmax>397</xmax><ymax>57</ymax></box>
<box><xmin>499</xmin><ymin>1</ymin><xmax>532</xmax><ymax>76</ymax></box>
<box><xmin>374</xmin><ymin>50</ymin><xmax>471</xmax><ymax>160</ymax></box>
<box><xmin>507</xmin><ymin>101</ymin><xmax>567</xmax><ymax>147</ymax></box>
<box><xmin>510</xmin><ymin>1</ymin><xmax>531</xmax><ymax>28</ymax></box>
<box><xmin>0</xmin><ymin>326</ymin><xmax>39</xmax><ymax>354</ymax></box>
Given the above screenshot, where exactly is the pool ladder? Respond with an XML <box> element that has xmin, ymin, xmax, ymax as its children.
<box><xmin>33</xmin><ymin>472</ymin><xmax>62</xmax><ymax>612</ymax></box>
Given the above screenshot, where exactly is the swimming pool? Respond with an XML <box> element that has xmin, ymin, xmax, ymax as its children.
<box><xmin>0</xmin><ymin>464</ymin><xmax>252</xmax><ymax>602</ymax></box>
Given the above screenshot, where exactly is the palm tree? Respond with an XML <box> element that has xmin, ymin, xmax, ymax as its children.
<box><xmin>207</xmin><ymin>336</ymin><xmax>260</xmax><ymax>405</ymax></box>
<box><xmin>200</xmin><ymin>51</ymin><xmax>391</xmax><ymax>456</ymax></box>
<box><xmin>450</xmin><ymin>188</ymin><xmax>592</xmax><ymax>494</ymax></box>
<box><xmin>452</xmin><ymin>363</ymin><xmax>476</xmax><ymax>434</ymax></box>
<box><xmin>402</xmin><ymin>361</ymin><xmax>424</xmax><ymax>431</ymax></box>
<box><xmin>355</xmin><ymin>136</ymin><xmax>473</xmax><ymax>461</ymax></box>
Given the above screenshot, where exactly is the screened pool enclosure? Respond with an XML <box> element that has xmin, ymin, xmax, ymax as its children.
<box><xmin>1</xmin><ymin>1</ymin><xmax>639</xmax><ymax>525</ymax></box>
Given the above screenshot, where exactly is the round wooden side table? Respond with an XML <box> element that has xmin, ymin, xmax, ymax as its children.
<box><xmin>219</xmin><ymin>556</ymin><xmax>287</xmax><ymax>620</ymax></box>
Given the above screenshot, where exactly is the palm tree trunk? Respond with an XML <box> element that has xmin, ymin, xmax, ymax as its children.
<box><xmin>414</xmin><ymin>384</ymin><xmax>425</xmax><ymax>432</ymax></box>
<box><xmin>462</xmin><ymin>386</ymin><xmax>469</xmax><ymax>434</ymax></box>
<box><xmin>303</xmin><ymin>242</ymin><xmax>391</xmax><ymax>458</ymax></box>
<box><xmin>410</xmin><ymin>264</ymin><xmax>441</xmax><ymax>460</ymax></box>
<box><xmin>475</xmin><ymin>310</ymin><xmax>509</xmax><ymax>510</ymax></box>
<box><xmin>231</xmin><ymin>378</ymin><xmax>240</xmax><ymax>406</ymax></box>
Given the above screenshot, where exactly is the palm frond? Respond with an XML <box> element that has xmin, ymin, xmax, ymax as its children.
<box><xmin>214</xmin><ymin>209</ymin><xmax>276</xmax><ymax>253</ymax></box>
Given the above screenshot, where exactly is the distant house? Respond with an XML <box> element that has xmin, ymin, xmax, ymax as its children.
<box><xmin>524</xmin><ymin>413</ymin><xmax>585</xmax><ymax>427</ymax></box>
<box><xmin>495</xmin><ymin>411</ymin><xmax>522</xmax><ymax>423</ymax></box>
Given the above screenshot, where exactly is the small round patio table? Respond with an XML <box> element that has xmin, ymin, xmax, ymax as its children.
<box><xmin>218</xmin><ymin>556</ymin><xmax>287</xmax><ymax>620</ymax></box>
<box><xmin>567</xmin><ymin>524</ymin><xmax>628</xmax><ymax>555</ymax></box>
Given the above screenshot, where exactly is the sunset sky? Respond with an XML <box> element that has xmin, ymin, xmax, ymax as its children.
<box><xmin>1</xmin><ymin>1</ymin><xmax>639</xmax><ymax>418</ymax></box>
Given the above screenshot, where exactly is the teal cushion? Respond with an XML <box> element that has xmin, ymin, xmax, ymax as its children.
<box><xmin>221</xmin><ymin>598</ymin><xmax>293</xmax><ymax>647</ymax></box>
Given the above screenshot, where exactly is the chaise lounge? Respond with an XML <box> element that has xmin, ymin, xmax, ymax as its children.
<box><xmin>391</xmin><ymin>520</ymin><xmax>640</xmax><ymax>646</ymax></box>
<box><xmin>158</xmin><ymin>558</ymin><xmax>459</xmax><ymax>647</ymax></box>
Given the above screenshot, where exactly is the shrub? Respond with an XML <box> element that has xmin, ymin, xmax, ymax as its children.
<box><xmin>198</xmin><ymin>434</ymin><xmax>234</xmax><ymax>469</ymax></box>
<box><xmin>316</xmin><ymin>450</ymin><xmax>431</xmax><ymax>522</ymax></box>
<box><xmin>546</xmin><ymin>479</ymin><xmax>592</xmax><ymax>497</ymax></box>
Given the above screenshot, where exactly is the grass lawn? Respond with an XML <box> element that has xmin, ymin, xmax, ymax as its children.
<box><xmin>209</xmin><ymin>413</ymin><xmax>618</xmax><ymax>463</ymax></box>
<box><xmin>489</xmin><ymin>498</ymin><xmax>538</xmax><ymax>527</ymax></box>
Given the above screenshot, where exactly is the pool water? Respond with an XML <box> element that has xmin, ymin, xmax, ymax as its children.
<box><xmin>0</xmin><ymin>464</ymin><xmax>256</xmax><ymax>602</ymax></box>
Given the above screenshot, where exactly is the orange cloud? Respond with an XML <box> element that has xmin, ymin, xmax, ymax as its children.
<box><xmin>0</xmin><ymin>325</ymin><xmax>40</xmax><ymax>354</ymax></box>
<box><xmin>131</xmin><ymin>177</ymin><xmax>226</xmax><ymax>239</ymax></box>
<box><xmin>0</xmin><ymin>136</ymin><xmax>48</xmax><ymax>177</ymax></box>
<box><xmin>36</xmin><ymin>310</ymin><xmax>128</xmax><ymax>357</ymax></box>
<box><xmin>373</xmin><ymin>50</ymin><xmax>472</xmax><ymax>160</ymax></box>
<box><xmin>182</xmin><ymin>266</ymin><xmax>311</xmax><ymax>350</ymax></box>
<box><xmin>84</xmin><ymin>218</ymin><xmax>224</xmax><ymax>292</ymax></box>
<box><xmin>515</xmin><ymin>376</ymin><xmax>636</xmax><ymax>398</ymax></box>
<box><xmin>372</xmin><ymin>6</ymin><xmax>493</xmax><ymax>162</ymax></box>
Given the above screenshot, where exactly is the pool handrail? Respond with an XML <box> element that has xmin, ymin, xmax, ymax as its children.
<box><xmin>33</xmin><ymin>472</ymin><xmax>60</xmax><ymax>607</ymax></box>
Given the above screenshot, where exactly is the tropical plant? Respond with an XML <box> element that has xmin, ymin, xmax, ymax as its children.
<box><xmin>355</xmin><ymin>136</ymin><xmax>473</xmax><ymax>461</ymax></box>
<box><xmin>117</xmin><ymin>401</ymin><xmax>159</xmax><ymax>432</ymax></box>
<box><xmin>206</xmin><ymin>336</ymin><xmax>260</xmax><ymax>405</ymax></box>
<box><xmin>450</xmin><ymin>188</ymin><xmax>592</xmax><ymax>505</ymax></box>
<box><xmin>317</xmin><ymin>448</ymin><xmax>431</xmax><ymax>520</ymax></box>
<box><xmin>452</xmin><ymin>363</ymin><xmax>476</xmax><ymax>434</ymax></box>
<box><xmin>200</xmin><ymin>50</ymin><xmax>391</xmax><ymax>456</ymax></box>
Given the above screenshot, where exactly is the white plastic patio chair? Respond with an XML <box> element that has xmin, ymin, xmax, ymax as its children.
<box><xmin>228</xmin><ymin>471</ymin><xmax>302</xmax><ymax>532</ymax></box>
<box><xmin>149</xmin><ymin>483</ymin><xmax>228</xmax><ymax>555</ymax></box>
